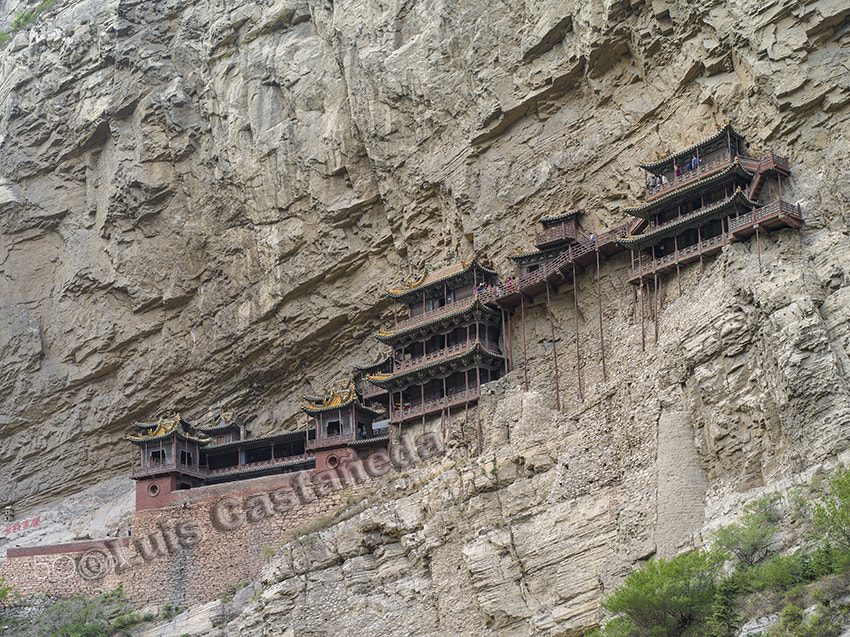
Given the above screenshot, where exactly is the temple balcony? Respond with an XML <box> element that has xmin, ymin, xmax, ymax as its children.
<box><xmin>645</xmin><ymin>151</ymin><xmax>788</xmax><ymax>202</ymax></box>
<box><xmin>131</xmin><ymin>459</ymin><xmax>208</xmax><ymax>480</ymax></box>
<box><xmin>645</xmin><ymin>151</ymin><xmax>735</xmax><ymax>200</ymax></box>
<box><xmin>534</xmin><ymin>223</ymin><xmax>581</xmax><ymax>250</ymax></box>
<box><xmin>383</xmin><ymin>295</ymin><xmax>476</xmax><ymax>337</ymax></box>
<box><xmin>728</xmin><ymin>198</ymin><xmax>802</xmax><ymax>237</ymax></box>
<box><xmin>390</xmin><ymin>389</ymin><xmax>479</xmax><ymax>423</ymax></box>
<box><xmin>305</xmin><ymin>430</ymin><xmax>387</xmax><ymax>451</ymax></box>
<box><xmin>626</xmin><ymin>199</ymin><xmax>802</xmax><ymax>283</ymax></box>
<box><xmin>205</xmin><ymin>454</ymin><xmax>313</xmax><ymax>477</ymax></box>
<box><xmin>358</xmin><ymin>380</ymin><xmax>387</xmax><ymax>400</ymax></box>
<box><xmin>395</xmin><ymin>339</ymin><xmax>501</xmax><ymax>374</ymax></box>
<box><xmin>481</xmin><ymin>223</ymin><xmax>629</xmax><ymax>308</ymax></box>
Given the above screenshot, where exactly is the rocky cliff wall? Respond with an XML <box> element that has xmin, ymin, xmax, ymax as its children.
<box><xmin>0</xmin><ymin>0</ymin><xmax>849</xmax><ymax>630</ymax></box>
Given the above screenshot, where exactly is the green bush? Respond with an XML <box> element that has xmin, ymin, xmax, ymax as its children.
<box><xmin>763</xmin><ymin>603</ymin><xmax>844</xmax><ymax>637</ymax></box>
<box><xmin>5</xmin><ymin>587</ymin><xmax>148</xmax><ymax>637</ymax></box>
<box><xmin>600</xmin><ymin>550</ymin><xmax>722</xmax><ymax>637</ymax></box>
<box><xmin>714</xmin><ymin>494</ymin><xmax>782</xmax><ymax>567</ymax></box>
<box><xmin>739</xmin><ymin>550</ymin><xmax>822</xmax><ymax>594</ymax></box>
<box><xmin>813</xmin><ymin>468</ymin><xmax>850</xmax><ymax>551</ymax></box>
<box><xmin>0</xmin><ymin>577</ymin><xmax>17</xmax><ymax>606</ymax></box>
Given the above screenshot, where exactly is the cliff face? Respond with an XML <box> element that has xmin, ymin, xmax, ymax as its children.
<box><xmin>1</xmin><ymin>0</ymin><xmax>850</xmax><ymax>630</ymax></box>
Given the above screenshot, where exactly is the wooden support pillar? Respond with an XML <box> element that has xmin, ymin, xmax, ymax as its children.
<box><xmin>573</xmin><ymin>262</ymin><xmax>582</xmax><ymax>401</ymax></box>
<box><xmin>596</xmin><ymin>249</ymin><xmax>607</xmax><ymax>382</ymax></box>
<box><xmin>698</xmin><ymin>226</ymin><xmax>704</xmax><ymax>274</ymax></box>
<box><xmin>756</xmin><ymin>225</ymin><xmax>762</xmax><ymax>273</ymax></box>
<box><xmin>477</xmin><ymin>411</ymin><xmax>482</xmax><ymax>455</ymax></box>
<box><xmin>501</xmin><ymin>309</ymin><xmax>508</xmax><ymax>373</ymax></box>
<box><xmin>654</xmin><ymin>274</ymin><xmax>659</xmax><ymax>346</ymax></box>
<box><xmin>521</xmin><ymin>295</ymin><xmax>528</xmax><ymax>391</ymax></box>
<box><xmin>546</xmin><ymin>282</ymin><xmax>561</xmax><ymax>411</ymax></box>
<box><xmin>393</xmin><ymin>301</ymin><xmax>398</xmax><ymax>328</ymax></box>
<box><xmin>640</xmin><ymin>278</ymin><xmax>646</xmax><ymax>353</ymax></box>
<box><xmin>506</xmin><ymin>308</ymin><xmax>513</xmax><ymax>372</ymax></box>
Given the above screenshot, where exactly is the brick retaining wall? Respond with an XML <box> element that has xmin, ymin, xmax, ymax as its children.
<box><xmin>0</xmin><ymin>466</ymin><xmax>383</xmax><ymax>605</ymax></box>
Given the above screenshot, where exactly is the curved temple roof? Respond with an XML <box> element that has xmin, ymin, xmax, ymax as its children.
<box><xmin>638</xmin><ymin>123</ymin><xmax>747</xmax><ymax>173</ymax></box>
<box><xmin>301</xmin><ymin>377</ymin><xmax>383</xmax><ymax>416</ymax></box>
<box><xmin>375</xmin><ymin>296</ymin><xmax>500</xmax><ymax>342</ymax></box>
<box><xmin>385</xmin><ymin>259</ymin><xmax>497</xmax><ymax>301</ymax></box>
<box><xmin>125</xmin><ymin>413</ymin><xmax>212</xmax><ymax>444</ymax></box>
<box><xmin>622</xmin><ymin>160</ymin><xmax>753</xmax><ymax>218</ymax></box>
<box><xmin>365</xmin><ymin>341</ymin><xmax>504</xmax><ymax>389</ymax></box>
<box><xmin>617</xmin><ymin>188</ymin><xmax>760</xmax><ymax>248</ymax></box>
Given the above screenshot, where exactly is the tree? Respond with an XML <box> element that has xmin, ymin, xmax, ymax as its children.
<box><xmin>601</xmin><ymin>550</ymin><xmax>721</xmax><ymax>637</ymax></box>
<box><xmin>713</xmin><ymin>493</ymin><xmax>781</xmax><ymax>567</ymax></box>
<box><xmin>813</xmin><ymin>468</ymin><xmax>850</xmax><ymax>552</ymax></box>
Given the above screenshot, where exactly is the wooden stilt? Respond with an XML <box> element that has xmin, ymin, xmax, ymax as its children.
<box><xmin>573</xmin><ymin>262</ymin><xmax>582</xmax><ymax>401</ymax></box>
<box><xmin>521</xmin><ymin>295</ymin><xmax>528</xmax><ymax>391</ymax></box>
<box><xmin>546</xmin><ymin>282</ymin><xmax>561</xmax><ymax>411</ymax></box>
<box><xmin>596</xmin><ymin>249</ymin><xmax>607</xmax><ymax>382</ymax></box>
<box><xmin>477</xmin><ymin>413</ymin><xmax>482</xmax><ymax>455</ymax></box>
<box><xmin>640</xmin><ymin>279</ymin><xmax>646</xmax><ymax>353</ymax></box>
<box><xmin>699</xmin><ymin>226</ymin><xmax>704</xmax><ymax>274</ymax></box>
<box><xmin>756</xmin><ymin>225</ymin><xmax>762</xmax><ymax>273</ymax></box>
<box><xmin>654</xmin><ymin>274</ymin><xmax>659</xmax><ymax>346</ymax></box>
<box><xmin>507</xmin><ymin>308</ymin><xmax>513</xmax><ymax>372</ymax></box>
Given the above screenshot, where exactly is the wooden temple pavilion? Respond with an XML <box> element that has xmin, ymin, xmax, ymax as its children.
<box><xmin>364</xmin><ymin>259</ymin><xmax>505</xmax><ymax>429</ymax></box>
<box><xmin>126</xmin><ymin>411</ymin><xmax>315</xmax><ymax>509</ymax></box>
<box><xmin>300</xmin><ymin>377</ymin><xmax>388</xmax><ymax>472</ymax></box>
<box><xmin>618</xmin><ymin>123</ymin><xmax>802</xmax><ymax>286</ymax></box>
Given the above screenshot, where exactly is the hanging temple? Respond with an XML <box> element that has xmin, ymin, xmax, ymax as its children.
<box><xmin>126</xmin><ymin>123</ymin><xmax>802</xmax><ymax>509</ymax></box>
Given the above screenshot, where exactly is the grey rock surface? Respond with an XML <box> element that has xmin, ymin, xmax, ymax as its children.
<box><xmin>0</xmin><ymin>0</ymin><xmax>848</xmax><ymax>632</ymax></box>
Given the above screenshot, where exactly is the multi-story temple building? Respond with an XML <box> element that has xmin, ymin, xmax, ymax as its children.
<box><xmin>510</xmin><ymin>210</ymin><xmax>583</xmax><ymax>279</ymax></box>
<box><xmin>300</xmin><ymin>377</ymin><xmax>389</xmax><ymax>471</ymax></box>
<box><xmin>364</xmin><ymin>259</ymin><xmax>505</xmax><ymax>429</ymax></box>
<box><xmin>617</xmin><ymin>123</ymin><xmax>803</xmax><ymax>283</ymax></box>
<box><xmin>126</xmin><ymin>411</ymin><xmax>313</xmax><ymax>509</ymax></box>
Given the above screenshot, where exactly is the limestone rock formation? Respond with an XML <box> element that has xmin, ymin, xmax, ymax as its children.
<box><xmin>0</xmin><ymin>0</ymin><xmax>849</xmax><ymax>631</ymax></box>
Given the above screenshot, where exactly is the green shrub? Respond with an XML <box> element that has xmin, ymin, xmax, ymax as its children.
<box><xmin>745</xmin><ymin>551</ymin><xmax>813</xmax><ymax>592</ymax></box>
<box><xmin>813</xmin><ymin>468</ymin><xmax>850</xmax><ymax>551</ymax></box>
<box><xmin>600</xmin><ymin>550</ymin><xmax>722</xmax><ymax>637</ymax></box>
<box><xmin>714</xmin><ymin>494</ymin><xmax>782</xmax><ymax>567</ymax></box>
<box><xmin>0</xmin><ymin>577</ymin><xmax>17</xmax><ymax>606</ymax></box>
<box><xmin>704</xmin><ymin>577</ymin><xmax>742</xmax><ymax>637</ymax></box>
<box><xmin>763</xmin><ymin>603</ymin><xmax>844</xmax><ymax>637</ymax></box>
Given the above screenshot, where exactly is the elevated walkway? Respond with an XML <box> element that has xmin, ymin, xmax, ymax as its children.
<box><xmin>480</xmin><ymin>223</ymin><xmax>629</xmax><ymax>308</ymax></box>
<box><xmin>626</xmin><ymin>199</ymin><xmax>802</xmax><ymax>283</ymax></box>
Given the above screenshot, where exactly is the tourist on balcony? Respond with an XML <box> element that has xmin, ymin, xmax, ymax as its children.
<box><xmin>675</xmin><ymin>165</ymin><xmax>681</xmax><ymax>177</ymax></box>
<box><xmin>661</xmin><ymin>174</ymin><xmax>668</xmax><ymax>185</ymax></box>
<box><xmin>691</xmin><ymin>155</ymin><xmax>698</xmax><ymax>171</ymax></box>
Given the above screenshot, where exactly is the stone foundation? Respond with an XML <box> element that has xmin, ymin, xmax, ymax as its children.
<box><xmin>0</xmin><ymin>467</ymin><xmax>384</xmax><ymax>604</ymax></box>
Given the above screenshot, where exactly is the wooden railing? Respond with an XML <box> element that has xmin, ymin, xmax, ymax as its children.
<box><xmin>360</xmin><ymin>382</ymin><xmax>387</xmax><ymax>399</ymax></box>
<box><xmin>132</xmin><ymin>459</ymin><xmax>205</xmax><ymax>478</ymax></box>
<box><xmin>627</xmin><ymin>233</ymin><xmax>727</xmax><ymax>280</ymax></box>
<box><xmin>534</xmin><ymin>223</ymin><xmax>579</xmax><ymax>248</ymax></box>
<box><xmin>645</xmin><ymin>152</ymin><xmax>734</xmax><ymax>200</ymax></box>
<box><xmin>392</xmin><ymin>389</ymin><xmax>478</xmax><ymax>422</ymax></box>
<box><xmin>306</xmin><ymin>432</ymin><xmax>355</xmax><ymax>451</ymax></box>
<box><xmin>395</xmin><ymin>339</ymin><xmax>501</xmax><ymax>373</ymax></box>
<box><xmin>383</xmin><ymin>296</ymin><xmax>476</xmax><ymax>335</ymax></box>
<box><xmin>206</xmin><ymin>454</ymin><xmax>312</xmax><ymax>475</ymax></box>
<box><xmin>739</xmin><ymin>152</ymin><xmax>789</xmax><ymax>175</ymax></box>
<box><xmin>728</xmin><ymin>199</ymin><xmax>801</xmax><ymax>232</ymax></box>
<box><xmin>479</xmin><ymin>223</ymin><xmax>630</xmax><ymax>305</ymax></box>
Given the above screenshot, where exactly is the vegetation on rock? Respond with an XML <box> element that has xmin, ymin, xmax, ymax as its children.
<box><xmin>590</xmin><ymin>468</ymin><xmax>850</xmax><ymax>637</ymax></box>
